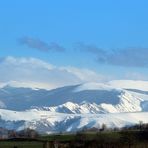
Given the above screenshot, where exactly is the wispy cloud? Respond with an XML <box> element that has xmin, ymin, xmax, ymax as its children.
<box><xmin>19</xmin><ymin>37</ymin><xmax>65</xmax><ymax>52</ymax></box>
<box><xmin>77</xmin><ymin>43</ymin><xmax>148</xmax><ymax>67</ymax></box>
<box><xmin>18</xmin><ymin>38</ymin><xmax>148</xmax><ymax>68</ymax></box>
<box><xmin>0</xmin><ymin>56</ymin><xmax>105</xmax><ymax>89</ymax></box>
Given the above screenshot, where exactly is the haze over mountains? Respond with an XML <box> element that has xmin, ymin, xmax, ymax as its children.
<box><xmin>0</xmin><ymin>56</ymin><xmax>104</xmax><ymax>90</ymax></box>
<box><xmin>0</xmin><ymin>57</ymin><xmax>148</xmax><ymax>133</ymax></box>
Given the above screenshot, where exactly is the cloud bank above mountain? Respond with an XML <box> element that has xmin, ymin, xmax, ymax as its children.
<box><xmin>0</xmin><ymin>56</ymin><xmax>104</xmax><ymax>89</ymax></box>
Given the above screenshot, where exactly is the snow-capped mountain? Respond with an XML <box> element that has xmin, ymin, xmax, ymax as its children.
<box><xmin>0</xmin><ymin>109</ymin><xmax>148</xmax><ymax>133</ymax></box>
<box><xmin>0</xmin><ymin>80</ymin><xmax>148</xmax><ymax>133</ymax></box>
<box><xmin>0</xmin><ymin>83</ymin><xmax>124</xmax><ymax>111</ymax></box>
<box><xmin>0</xmin><ymin>81</ymin><xmax>147</xmax><ymax>113</ymax></box>
<box><xmin>38</xmin><ymin>90</ymin><xmax>142</xmax><ymax>114</ymax></box>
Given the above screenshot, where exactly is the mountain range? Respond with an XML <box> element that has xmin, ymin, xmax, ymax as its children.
<box><xmin>0</xmin><ymin>80</ymin><xmax>148</xmax><ymax>133</ymax></box>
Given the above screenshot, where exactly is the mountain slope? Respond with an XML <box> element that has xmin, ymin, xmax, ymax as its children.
<box><xmin>0</xmin><ymin>83</ymin><xmax>121</xmax><ymax>110</ymax></box>
<box><xmin>0</xmin><ymin>108</ymin><xmax>147</xmax><ymax>133</ymax></box>
<box><xmin>0</xmin><ymin>81</ymin><xmax>147</xmax><ymax>113</ymax></box>
<box><xmin>0</xmin><ymin>80</ymin><xmax>148</xmax><ymax>133</ymax></box>
<box><xmin>39</xmin><ymin>90</ymin><xmax>142</xmax><ymax>114</ymax></box>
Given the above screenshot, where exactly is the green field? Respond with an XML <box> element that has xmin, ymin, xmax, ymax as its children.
<box><xmin>0</xmin><ymin>131</ymin><xmax>148</xmax><ymax>148</ymax></box>
<box><xmin>0</xmin><ymin>141</ymin><xmax>44</xmax><ymax>148</ymax></box>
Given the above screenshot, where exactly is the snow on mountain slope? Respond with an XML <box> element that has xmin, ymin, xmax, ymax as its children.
<box><xmin>109</xmin><ymin>80</ymin><xmax>148</xmax><ymax>91</ymax></box>
<box><xmin>0</xmin><ymin>81</ymin><xmax>147</xmax><ymax>113</ymax></box>
<box><xmin>0</xmin><ymin>80</ymin><xmax>148</xmax><ymax>133</ymax></box>
<box><xmin>74</xmin><ymin>82</ymin><xmax>120</xmax><ymax>91</ymax></box>
<box><xmin>0</xmin><ymin>108</ymin><xmax>147</xmax><ymax>133</ymax></box>
<box><xmin>38</xmin><ymin>90</ymin><xmax>142</xmax><ymax>114</ymax></box>
<box><xmin>0</xmin><ymin>84</ymin><xmax>122</xmax><ymax>110</ymax></box>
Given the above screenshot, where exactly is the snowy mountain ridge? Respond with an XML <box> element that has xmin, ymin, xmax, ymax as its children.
<box><xmin>0</xmin><ymin>80</ymin><xmax>148</xmax><ymax>133</ymax></box>
<box><xmin>0</xmin><ymin>108</ymin><xmax>148</xmax><ymax>133</ymax></box>
<box><xmin>36</xmin><ymin>90</ymin><xmax>142</xmax><ymax>114</ymax></box>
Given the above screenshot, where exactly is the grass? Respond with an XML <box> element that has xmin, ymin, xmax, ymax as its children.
<box><xmin>0</xmin><ymin>131</ymin><xmax>148</xmax><ymax>148</ymax></box>
<box><xmin>40</xmin><ymin>133</ymin><xmax>75</xmax><ymax>141</ymax></box>
<box><xmin>0</xmin><ymin>141</ymin><xmax>43</xmax><ymax>148</ymax></box>
<box><xmin>40</xmin><ymin>131</ymin><xmax>121</xmax><ymax>142</ymax></box>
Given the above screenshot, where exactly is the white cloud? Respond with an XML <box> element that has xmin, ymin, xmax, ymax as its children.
<box><xmin>60</xmin><ymin>66</ymin><xmax>105</xmax><ymax>82</ymax></box>
<box><xmin>0</xmin><ymin>56</ymin><xmax>105</xmax><ymax>90</ymax></box>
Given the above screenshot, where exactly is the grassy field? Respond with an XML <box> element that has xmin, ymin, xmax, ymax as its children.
<box><xmin>0</xmin><ymin>131</ymin><xmax>148</xmax><ymax>148</ymax></box>
<box><xmin>0</xmin><ymin>141</ymin><xmax>44</xmax><ymax>148</ymax></box>
<box><xmin>40</xmin><ymin>133</ymin><xmax>75</xmax><ymax>141</ymax></box>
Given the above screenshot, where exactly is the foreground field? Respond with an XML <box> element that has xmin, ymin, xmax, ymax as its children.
<box><xmin>0</xmin><ymin>130</ymin><xmax>148</xmax><ymax>148</ymax></box>
<box><xmin>0</xmin><ymin>141</ymin><xmax>43</xmax><ymax>148</ymax></box>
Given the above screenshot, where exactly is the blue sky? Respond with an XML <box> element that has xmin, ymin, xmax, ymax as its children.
<box><xmin>1</xmin><ymin>0</ymin><xmax>148</xmax><ymax>80</ymax></box>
